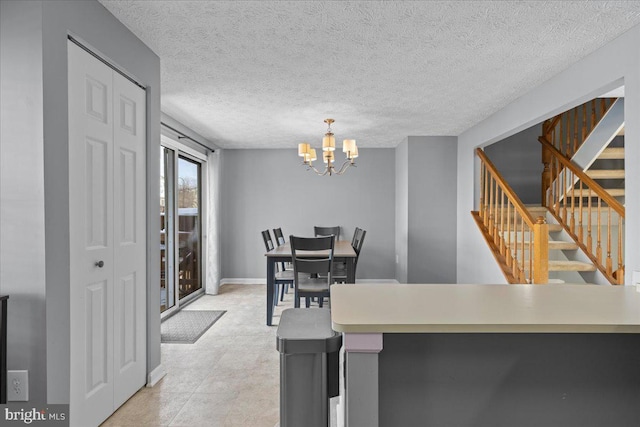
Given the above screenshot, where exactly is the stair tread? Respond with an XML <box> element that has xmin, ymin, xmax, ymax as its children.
<box><xmin>564</xmin><ymin>188</ymin><xmax>625</xmax><ymax>197</ymax></box>
<box><xmin>586</xmin><ymin>169</ymin><xmax>625</xmax><ymax>179</ymax></box>
<box><xmin>525</xmin><ymin>206</ymin><xmax>547</xmax><ymax>212</ymax></box>
<box><xmin>499</xmin><ymin>224</ymin><xmax>563</xmax><ymax>234</ymax></box>
<box><xmin>549</xmin><ymin>241</ymin><xmax>579</xmax><ymax>250</ymax></box>
<box><xmin>598</xmin><ymin>147</ymin><xmax>624</xmax><ymax>159</ymax></box>
<box><xmin>548</xmin><ymin>224</ymin><xmax>563</xmax><ymax>232</ymax></box>
<box><xmin>524</xmin><ymin>260</ymin><xmax>596</xmax><ymax>272</ymax></box>
<box><xmin>548</xmin><ymin>260</ymin><xmax>597</xmax><ymax>272</ymax></box>
<box><xmin>507</xmin><ymin>240</ymin><xmax>578</xmax><ymax>250</ymax></box>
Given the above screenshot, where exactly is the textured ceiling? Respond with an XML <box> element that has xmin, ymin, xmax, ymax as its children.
<box><xmin>98</xmin><ymin>1</ymin><xmax>640</xmax><ymax>148</ymax></box>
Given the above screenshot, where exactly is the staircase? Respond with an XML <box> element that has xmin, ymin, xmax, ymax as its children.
<box><xmin>569</xmin><ymin>97</ymin><xmax>625</xmax><ymax>204</ymax></box>
<box><xmin>497</xmin><ymin>205</ymin><xmax>596</xmax><ymax>283</ymax></box>
<box><xmin>585</xmin><ymin>130</ymin><xmax>625</xmax><ymax>202</ymax></box>
<box><xmin>540</xmin><ymin>96</ymin><xmax>625</xmax><ymax>285</ymax></box>
<box><xmin>473</xmin><ymin>95</ymin><xmax>625</xmax><ymax>285</ymax></box>
<box><xmin>520</xmin><ymin>206</ymin><xmax>597</xmax><ymax>283</ymax></box>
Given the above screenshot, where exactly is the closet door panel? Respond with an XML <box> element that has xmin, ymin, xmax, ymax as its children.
<box><xmin>112</xmin><ymin>72</ymin><xmax>147</xmax><ymax>408</ymax></box>
<box><xmin>68</xmin><ymin>41</ymin><xmax>115</xmax><ymax>427</ymax></box>
<box><xmin>69</xmin><ymin>41</ymin><xmax>147</xmax><ymax>425</ymax></box>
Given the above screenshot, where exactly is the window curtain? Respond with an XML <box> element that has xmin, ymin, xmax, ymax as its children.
<box><xmin>206</xmin><ymin>149</ymin><xmax>221</xmax><ymax>294</ymax></box>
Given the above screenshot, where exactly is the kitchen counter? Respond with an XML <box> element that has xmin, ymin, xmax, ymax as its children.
<box><xmin>331</xmin><ymin>283</ymin><xmax>640</xmax><ymax>333</ymax></box>
<box><xmin>331</xmin><ymin>284</ymin><xmax>640</xmax><ymax>427</ymax></box>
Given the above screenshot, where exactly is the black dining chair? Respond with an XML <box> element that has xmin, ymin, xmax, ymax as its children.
<box><xmin>290</xmin><ymin>235</ymin><xmax>335</xmax><ymax>308</ymax></box>
<box><xmin>314</xmin><ymin>226</ymin><xmax>341</xmax><ymax>242</ymax></box>
<box><xmin>351</xmin><ymin>227</ymin><xmax>361</xmax><ymax>246</ymax></box>
<box><xmin>335</xmin><ymin>226</ymin><xmax>361</xmax><ymax>272</ymax></box>
<box><xmin>273</xmin><ymin>227</ymin><xmax>293</xmax><ymax>299</ymax></box>
<box><xmin>333</xmin><ymin>228</ymin><xmax>366</xmax><ymax>283</ymax></box>
<box><xmin>261</xmin><ymin>229</ymin><xmax>293</xmax><ymax>305</ymax></box>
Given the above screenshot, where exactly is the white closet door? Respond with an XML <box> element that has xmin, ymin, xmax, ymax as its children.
<box><xmin>112</xmin><ymin>71</ymin><xmax>147</xmax><ymax>408</ymax></box>
<box><xmin>68</xmin><ymin>41</ymin><xmax>115</xmax><ymax>427</ymax></box>
<box><xmin>68</xmin><ymin>41</ymin><xmax>147</xmax><ymax>426</ymax></box>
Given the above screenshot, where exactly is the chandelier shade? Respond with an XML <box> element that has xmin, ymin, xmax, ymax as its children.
<box><xmin>298</xmin><ymin>142</ymin><xmax>310</xmax><ymax>157</ymax></box>
<box><xmin>298</xmin><ymin>118</ymin><xmax>359</xmax><ymax>176</ymax></box>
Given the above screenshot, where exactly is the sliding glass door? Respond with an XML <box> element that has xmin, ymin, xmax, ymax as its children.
<box><xmin>160</xmin><ymin>146</ymin><xmax>176</xmax><ymax>312</ymax></box>
<box><xmin>160</xmin><ymin>139</ymin><xmax>206</xmax><ymax>316</ymax></box>
<box><xmin>177</xmin><ymin>155</ymin><xmax>202</xmax><ymax>299</ymax></box>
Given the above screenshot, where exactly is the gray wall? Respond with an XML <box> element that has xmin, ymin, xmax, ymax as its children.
<box><xmin>407</xmin><ymin>136</ymin><xmax>457</xmax><ymax>283</ymax></box>
<box><xmin>395</xmin><ymin>137</ymin><xmax>458</xmax><ymax>283</ymax></box>
<box><xmin>395</xmin><ymin>139</ymin><xmax>409</xmax><ymax>282</ymax></box>
<box><xmin>484</xmin><ymin>124</ymin><xmax>542</xmax><ymax>205</ymax></box>
<box><xmin>457</xmin><ymin>24</ymin><xmax>640</xmax><ymax>285</ymax></box>
<box><xmin>379</xmin><ymin>333</ymin><xmax>640</xmax><ymax>427</ymax></box>
<box><xmin>1</xmin><ymin>0</ymin><xmax>161</xmax><ymax>404</ymax></box>
<box><xmin>220</xmin><ymin>148</ymin><xmax>396</xmax><ymax>280</ymax></box>
<box><xmin>1</xmin><ymin>0</ymin><xmax>47</xmax><ymax>403</ymax></box>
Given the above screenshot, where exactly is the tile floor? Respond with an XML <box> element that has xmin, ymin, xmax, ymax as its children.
<box><xmin>101</xmin><ymin>283</ymin><xmax>305</xmax><ymax>427</ymax></box>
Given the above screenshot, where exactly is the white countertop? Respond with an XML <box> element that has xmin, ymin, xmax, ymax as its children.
<box><xmin>330</xmin><ymin>283</ymin><xmax>640</xmax><ymax>333</ymax></box>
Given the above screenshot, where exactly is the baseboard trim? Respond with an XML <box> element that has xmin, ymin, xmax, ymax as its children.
<box><xmin>146</xmin><ymin>363</ymin><xmax>166</xmax><ymax>388</ymax></box>
<box><xmin>220</xmin><ymin>278</ymin><xmax>399</xmax><ymax>285</ymax></box>
<box><xmin>220</xmin><ymin>278</ymin><xmax>265</xmax><ymax>285</ymax></box>
<box><xmin>356</xmin><ymin>279</ymin><xmax>400</xmax><ymax>284</ymax></box>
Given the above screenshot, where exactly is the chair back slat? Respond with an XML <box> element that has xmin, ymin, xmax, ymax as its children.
<box><xmin>272</xmin><ymin>228</ymin><xmax>289</xmax><ymax>270</ymax></box>
<box><xmin>294</xmin><ymin>258</ymin><xmax>333</xmax><ymax>275</ymax></box>
<box><xmin>314</xmin><ymin>226</ymin><xmax>341</xmax><ymax>242</ymax></box>
<box><xmin>261</xmin><ymin>230</ymin><xmax>274</xmax><ymax>251</ymax></box>
<box><xmin>273</xmin><ymin>227</ymin><xmax>286</xmax><ymax>246</ymax></box>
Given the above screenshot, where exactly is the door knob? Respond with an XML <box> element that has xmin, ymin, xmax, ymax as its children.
<box><xmin>95</xmin><ymin>260</ymin><xmax>104</xmax><ymax>268</ymax></box>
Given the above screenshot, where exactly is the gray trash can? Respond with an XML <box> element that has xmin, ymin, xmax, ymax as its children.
<box><xmin>276</xmin><ymin>308</ymin><xmax>342</xmax><ymax>427</ymax></box>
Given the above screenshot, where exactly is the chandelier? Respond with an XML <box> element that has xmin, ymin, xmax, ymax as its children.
<box><xmin>298</xmin><ymin>119</ymin><xmax>359</xmax><ymax>176</ymax></box>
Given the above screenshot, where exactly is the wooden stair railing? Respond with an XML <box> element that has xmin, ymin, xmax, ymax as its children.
<box><xmin>473</xmin><ymin>148</ymin><xmax>549</xmax><ymax>284</ymax></box>
<box><xmin>541</xmin><ymin>98</ymin><xmax>617</xmax><ymax>204</ymax></box>
<box><xmin>540</xmin><ymin>138</ymin><xmax>625</xmax><ymax>285</ymax></box>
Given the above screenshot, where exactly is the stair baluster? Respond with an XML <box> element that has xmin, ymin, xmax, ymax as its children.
<box><xmin>499</xmin><ymin>189</ymin><xmax>505</xmax><ymax>256</ymax></box>
<box><xmin>617</xmin><ymin>218</ymin><xmax>624</xmax><ymax>285</ymax></box>
<box><xmin>596</xmin><ymin>198</ymin><xmax>602</xmax><ymax>264</ymax></box>
<box><xmin>570</xmin><ymin>169</ymin><xmax>576</xmax><ymax>234</ymax></box>
<box><xmin>587</xmin><ymin>188</ymin><xmax>593</xmax><ymax>254</ymax></box>
<box><xmin>493</xmin><ymin>180</ymin><xmax>500</xmax><ymax>246</ymax></box>
<box><xmin>577</xmin><ymin>181</ymin><xmax>584</xmax><ymax>244</ymax></box>
<box><xmin>506</xmin><ymin>203</ymin><xmax>512</xmax><ymax>268</ymax></box>
<box><xmin>562</xmin><ymin>164</ymin><xmax>568</xmax><ymax>224</ymax></box>
<box><xmin>606</xmin><ymin>206</ymin><xmax>612</xmax><ymax>277</ymax></box>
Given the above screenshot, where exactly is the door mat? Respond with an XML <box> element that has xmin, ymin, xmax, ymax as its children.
<box><xmin>161</xmin><ymin>310</ymin><xmax>226</xmax><ymax>344</ymax></box>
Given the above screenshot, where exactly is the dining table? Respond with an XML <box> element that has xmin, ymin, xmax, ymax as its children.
<box><xmin>264</xmin><ymin>240</ymin><xmax>357</xmax><ymax>326</ymax></box>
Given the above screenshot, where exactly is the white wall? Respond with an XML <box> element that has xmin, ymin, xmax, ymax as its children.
<box><xmin>457</xmin><ymin>24</ymin><xmax>640</xmax><ymax>285</ymax></box>
<box><xmin>220</xmin><ymin>148</ymin><xmax>396</xmax><ymax>280</ymax></box>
